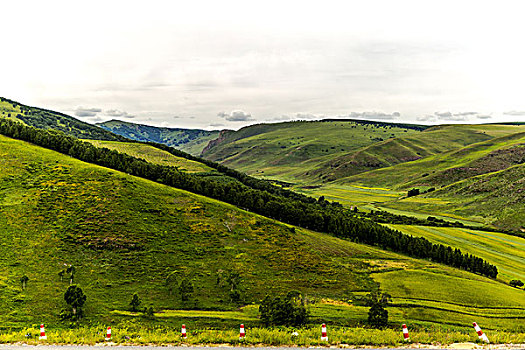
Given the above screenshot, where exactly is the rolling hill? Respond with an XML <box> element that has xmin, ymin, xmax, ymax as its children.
<box><xmin>97</xmin><ymin>120</ymin><xmax>220</xmax><ymax>155</ymax></box>
<box><xmin>0</xmin><ymin>132</ymin><xmax>523</xmax><ymax>331</ymax></box>
<box><xmin>201</xmin><ymin>120</ymin><xmax>427</xmax><ymax>182</ymax></box>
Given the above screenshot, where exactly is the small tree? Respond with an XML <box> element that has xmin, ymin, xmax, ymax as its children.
<box><xmin>179</xmin><ymin>278</ymin><xmax>194</xmax><ymax>302</ymax></box>
<box><xmin>510</xmin><ymin>280</ymin><xmax>524</xmax><ymax>288</ymax></box>
<box><xmin>20</xmin><ymin>275</ymin><xmax>29</xmax><ymax>290</ymax></box>
<box><xmin>366</xmin><ymin>291</ymin><xmax>391</xmax><ymax>328</ymax></box>
<box><xmin>130</xmin><ymin>293</ymin><xmax>141</xmax><ymax>312</ymax></box>
<box><xmin>64</xmin><ymin>285</ymin><xmax>87</xmax><ymax>320</ymax></box>
<box><xmin>259</xmin><ymin>291</ymin><xmax>309</xmax><ymax>326</ymax></box>
<box><xmin>407</xmin><ymin>188</ymin><xmax>420</xmax><ymax>197</ymax></box>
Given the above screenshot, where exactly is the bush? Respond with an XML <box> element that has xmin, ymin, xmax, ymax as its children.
<box><xmin>510</xmin><ymin>280</ymin><xmax>524</xmax><ymax>288</ymax></box>
<box><xmin>407</xmin><ymin>188</ymin><xmax>420</xmax><ymax>197</ymax></box>
<box><xmin>259</xmin><ymin>291</ymin><xmax>309</xmax><ymax>326</ymax></box>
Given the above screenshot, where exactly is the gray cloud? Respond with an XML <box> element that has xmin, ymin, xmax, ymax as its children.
<box><xmin>88</xmin><ymin>116</ymin><xmax>103</xmax><ymax>122</ymax></box>
<box><xmin>75</xmin><ymin>107</ymin><xmax>102</xmax><ymax>117</ymax></box>
<box><xmin>208</xmin><ymin>123</ymin><xmax>225</xmax><ymax>127</ymax></box>
<box><xmin>218</xmin><ymin>110</ymin><xmax>254</xmax><ymax>121</ymax></box>
<box><xmin>434</xmin><ymin>111</ymin><xmax>452</xmax><ymax>118</ymax></box>
<box><xmin>454</xmin><ymin>111</ymin><xmax>478</xmax><ymax>116</ymax></box>
<box><xmin>504</xmin><ymin>110</ymin><xmax>525</xmax><ymax>116</ymax></box>
<box><xmin>416</xmin><ymin>114</ymin><xmax>437</xmax><ymax>122</ymax></box>
<box><xmin>476</xmin><ymin>114</ymin><xmax>492</xmax><ymax>119</ymax></box>
<box><xmin>434</xmin><ymin>111</ymin><xmax>470</xmax><ymax>121</ymax></box>
<box><xmin>105</xmin><ymin>109</ymin><xmax>134</xmax><ymax>119</ymax></box>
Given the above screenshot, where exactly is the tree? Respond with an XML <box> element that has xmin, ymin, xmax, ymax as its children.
<box><xmin>259</xmin><ymin>291</ymin><xmax>309</xmax><ymax>326</ymax></box>
<box><xmin>510</xmin><ymin>280</ymin><xmax>524</xmax><ymax>288</ymax></box>
<box><xmin>63</xmin><ymin>285</ymin><xmax>87</xmax><ymax>319</ymax></box>
<box><xmin>20</xmin><ymin>275</ymin><xmax>29</xmax><ymax>290</ymax></box>
<box><xmin>366</xmin><ymin>291</ymin><xmax>391</xmax><ymax>328</ymax></box>
<box><xmin>407</xmin><ymin>188</ymin><xmax>420</xmax><ymax>197</ymax></box>
<box><xmin>130</xmin><ymin>293</ymin><xmax>141</xmax><ymax>312</ymax></box>
<box><xmin>179</xmin><ymin>278</ymin><xmax>194</xmax><ymax>302</ymax></box>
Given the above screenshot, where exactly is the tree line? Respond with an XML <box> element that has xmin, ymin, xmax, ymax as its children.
<box><xmin>0</xmin><ymin>119</ymin><xmax>498</xmax><ymax>278</ymax></box>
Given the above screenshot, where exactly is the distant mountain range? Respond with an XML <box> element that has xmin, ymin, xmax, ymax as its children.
<box><xmin>97</xmin><ymin>120</ymin><xmax>220</xmax><ymax>155</ymax></box>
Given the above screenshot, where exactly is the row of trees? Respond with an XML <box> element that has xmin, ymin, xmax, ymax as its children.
<box><xmin>359</xmin><ymin>210</ymin><xmax>520</xmax><ymax>237</ymax></box>
<box><xmin>0</xmin><ymin>119</ymin><xmax>498</xmax><ymax>278</ymax></box>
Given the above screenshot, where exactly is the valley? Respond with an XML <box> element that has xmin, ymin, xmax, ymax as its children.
<box><xmin>0</xmin><ymin>98</ymin><xmax>523</xmax><ymax>343</ymax></box>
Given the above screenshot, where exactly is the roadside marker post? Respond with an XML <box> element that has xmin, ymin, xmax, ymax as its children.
<box><xmin>182</xmin><ymin>324</ymin><xmax>187</xmax><ymax>339</ymax></box>
<box><xmin>473</xmin><ymin>322</ymin><xmax>490</xmax><ymax>343</ymax></box>
<box><xmin>105</xmin><ymin>327</ymin><xmax>111</xmax><ymax>341</ymax></box>
<box><xmin>402</xmin><ymin>324</ymin><xmax>410</xmax><ymax>341</ymax></box>
<box><xmin>39</xmin><ymin>324</ymin><xmax>47</xmax><ymax>340</ymax></box>
<box><xmin>239</xmin><ymin>324</ymin><xmax>246</xmax><ymax>340</ymax></box>
<box><xmin>321</xmin><ymin>323</ymin><xmax>328</xmax><ymax>341</ymax></box>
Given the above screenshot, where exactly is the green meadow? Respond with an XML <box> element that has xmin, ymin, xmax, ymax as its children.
<box><xmin>387</xmin><ymin>225</ymin><xmax>525</xmax><ymax>282</ymax></box>
<box><xmin>0</xmin><ymin>133</ymin><xmax>522</xmax><ymax>338</ymax></box>
<box><xmin>85</xmin><ymin>140</ymin><xmax>214</xmax><ymax>173</ymax></box>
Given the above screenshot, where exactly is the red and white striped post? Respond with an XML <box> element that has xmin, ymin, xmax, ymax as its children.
<box><xmin>402</xmin><ymin>324</ymin><xmax>410</xmax><ymax>341</ymax></box>
<box><xmin>321</xmin><ymin>323</ymin><xmax>328</xmax><ymax>341</ymax></box>
<box><xmin>239</xmin><ymin>324</ymin><xmax>246</xmax><ymax>340</ymax></box>
<box><xmin>182</xmin><ymin>324</ymin><xmax>187</xmax><ymax>339</ymax></box>
<box><xmin>105</xmin><ymin>327</ymin><xmax>111</xmax><ymax>341</ymax></box>
<box><xmin>473</xmin><ymin>322</ymin><xmax>489</xmax><ymax>343</ymax></box>
<box><xmin>39</xmin><ymin>324</ymin><xmax>47</xmax><ymax>340</ymax></box>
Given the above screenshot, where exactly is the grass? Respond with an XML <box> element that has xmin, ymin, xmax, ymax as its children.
<box><xmin>84</xmin><ymin>140</ymin><xmax>214</xmax><ymax>173</ymax></box>
<box><xmin>386</xmin><ymin>225</ymin><xmax>525</xmax><ymax>282</ymax></box>
<box><xmin>0</xmin><ymin>133</ymin><xmax>523</xmax><ymax>338</ymax></box>
<box><xmin>0</xmin><ymin>322</ymin><xmax>523</xmax><ymax>345</ymax></box>
<box><xmin>202</xmin><ymin>120</ymin><xmax>424</xmax><ymax>182</ymax></box>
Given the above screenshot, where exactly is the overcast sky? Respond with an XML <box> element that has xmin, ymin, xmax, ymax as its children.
<box><xmin>1</xmin><ymin>0</ymin><xmax>525</xmax><ymax>129</ymax></box>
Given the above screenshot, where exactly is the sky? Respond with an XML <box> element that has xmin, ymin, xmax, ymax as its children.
<box><xmin>1</xmin><ymin>0</ymin><xmax>525</xmax><ymax>130</ymax></box>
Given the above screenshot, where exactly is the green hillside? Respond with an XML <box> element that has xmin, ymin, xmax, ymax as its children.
<box><xmin>97</xmin><ymin>120</ymin><xmax>219</xmax><ymax>155</ymax></box>
<box><xmin>85</xmin><ymin>140</ymin><xmax>215</xmax><ymax>173</ymax></box>
<box><xmin>338</xmin><ymin>130</ymin><xmax>525</xmax><ymax>189</ymax></box>
<box><xmin>0</xmin><ymin>97</ymin><xmax>123</xmax><ymax>141</ymax></box>
<box><xmin>378</xmin><ymin>164</ymin><xmax>525</xmax><ymax>230</ymax></box>
<box><xmin>385</xmin><ymin>225</ymin><xmax>525</xmax><ymax>282</ymax></box>
<box><xmin>201</xmin><ymin>121</ymin><xmax>525</xmax><ymax>184</ymax></box>
<box><xmin>201</xmin><ymin>120</ymin><xmax>425</xmax><ymax>181</ymax></box>
<box><xmin>1</xmin><ymin>133</ymin><xmax>523</xmax><ymax>331</ymax></box>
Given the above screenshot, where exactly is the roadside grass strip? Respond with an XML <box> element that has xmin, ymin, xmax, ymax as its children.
<box><xmin>0</xmin><ymin>325</ymin><xmax>523</xmax><ymax>345</ymax></box>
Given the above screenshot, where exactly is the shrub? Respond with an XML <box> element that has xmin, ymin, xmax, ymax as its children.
<box><xmin>510</xmin><ymin>280</ymin><xmax>524</xmax><ymax>288</ymax></box>
<box><xmin>259</xmin><ymin>291</ymin><xmax>309</xmax><ymax>326</ymax></box>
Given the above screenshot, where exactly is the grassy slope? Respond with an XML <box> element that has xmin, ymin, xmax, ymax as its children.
<box><xmin>337</xmin><ymin>129</ymin><xmax>525</xmax><ymax>189</ymax></box>
<box><xmin>202</xmin><ymin>122</ymin><xmax>524</xmax><ymax>185</ymax></box>
<box><xmin>377</xmin><ymin>164</ymin><xmax>525</xmax><ymax>230</ymax></box>
<box><xmin>0</xmin><ymin>97</ymin><xmax>122</xmax><ymax>141</ymax></box>
<box><xmin>1</xmin><ymin>134</ymin><xmax>523</xmax><ymax>330</ymax></box>
<box><xmin>84</xmin><ymin>140</ymin><xmax>215</xmax><ymax>173</ymax></box>
<box><xmin>202</xmin><ymin>120</ymin><xmax>423</xmax><ymax>182</ymax></box>
<box><xmin>97</xmin><ymin>120</ymin><xmax>219</xmax><ymax>155</ymax></box>
<box><xmin>292</xmin><ymin>127</ymin><xmax>525</xmax><ymax>230</ymax></box>
<box><xmin>385</xmin><ymin>225</ymin><xmax>525</xmax><ymax>282</ymax></box>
